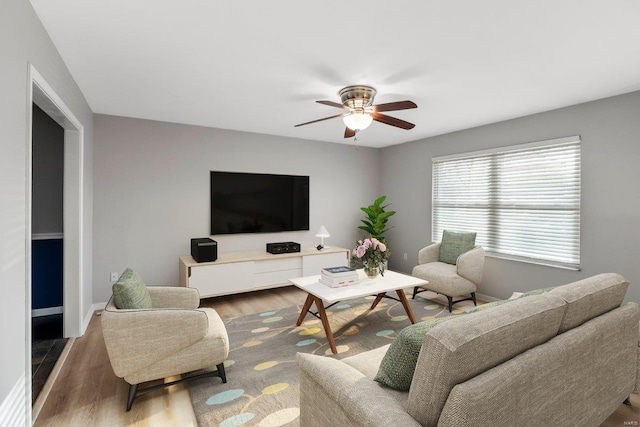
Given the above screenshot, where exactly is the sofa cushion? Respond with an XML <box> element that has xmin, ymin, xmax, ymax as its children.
<box><xmin>343</xmin><ymin>344</ymin><xmax>390</xmax><ymax>380</ymax></box>
<box><xmin>550</xmin><ymin>273</ymin><xmax>629</xmax><ymax>333</ymax></box>
<box><xmin>438</xmin><ymin>230</ymin><xmax>476</xmax><ymax>265</ymax></box>
<box><xmin>112</xmin><ymin>268</ymin><xmax>152</xmax><ymax>309</ymax></box>
<box><xmin>412</xmin><ymin>262</ymin><xmax>477</xmax><ymax>295</ymax></box>
<box><xmin>406</xmin><ymin>292</ymin><xmax>567</xmax><ymax>427</ymax></box>
<box><xmin>438</xmin><ymin>302</ymin><xmax>639</xmax><ymax>427</ymax></box>
<box><xmin>374</xmin><ymin>317</ymin><xmax>458</xmax><ymax>391</ymax></box>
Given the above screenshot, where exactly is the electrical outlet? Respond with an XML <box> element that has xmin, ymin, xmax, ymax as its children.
<box><xmin>110</xmin><ymin>272</ymin><xmax>119</xmax><ymax>282</ymax></box>
<box><xmin>404</xmin><ymin>253</ymin><xmax>408</xmax><ymax>260</ymax></box>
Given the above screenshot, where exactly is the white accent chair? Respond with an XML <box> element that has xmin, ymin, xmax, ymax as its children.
<box><xmin>411</xmin><ymin>242</ymin><xmax>485</xmax><ymax>312</ymax></box>
<box><xmin>101</xmin><ymin>286</ymin><xmax>229</xmax><ymax>411</ymax></box>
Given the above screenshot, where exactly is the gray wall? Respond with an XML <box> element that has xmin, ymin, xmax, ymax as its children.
<box><xmin>93</xmin><ymin>115</ymin><xmax>379</xmax><ymax>303</ymax></box>
<box><xmin>32</xmin><ymin>104</ymin><xmax>64</xmax><ymax>234</ymax></box>
<box><xmin>381</xmin><ymin>91</ymin><xmax>640</xmax><ymax>304</ymax></box>
<box><xmin>0</xmin><ymin>0</ymin><xmax>93</xmax><ymax>415</ymax></box>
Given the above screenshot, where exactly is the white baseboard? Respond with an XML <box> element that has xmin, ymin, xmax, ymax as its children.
<box><xmin>0</xmin><ymin>373</ymin><xmax>27</xmax><ymax>427</ymax></box>
<box><xmin>82</xmin><ymin>302</ymin><xmax>107</xmax><ymax>334</ymax></box>
<box><xmin>31</xmin><ymin>306</ymin><xmax>63</xmax><ymax>317</ymax></box>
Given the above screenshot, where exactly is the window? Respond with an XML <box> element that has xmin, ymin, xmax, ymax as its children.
<box><xmin>432</xmin><ymin>136</ymin><xmax>581</xmax><ymax>269</ymax></box>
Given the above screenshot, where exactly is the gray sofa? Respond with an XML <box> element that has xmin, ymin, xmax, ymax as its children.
<box><xmin>297</xmin><ymin>273</ymin><xmax>639</xmax><ymax>426</ymax></box>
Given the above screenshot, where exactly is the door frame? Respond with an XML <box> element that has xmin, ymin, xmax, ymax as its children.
<box><xmin>26</xmin><ymin>64</ymin><xmax>85</xmax><ymax>415</ymax></box>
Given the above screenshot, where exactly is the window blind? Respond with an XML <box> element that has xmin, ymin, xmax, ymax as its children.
<box><xmin>432</xmin><ymin>136</ymin><xmax>581</xmax><ymax>269</ymax></box>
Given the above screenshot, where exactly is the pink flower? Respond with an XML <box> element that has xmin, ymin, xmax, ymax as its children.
<box><xmin>379</xmin><ymin>242</ymin><xmax>386</xmax><ymax>252</ymax></box>
<box><xmin>363</xmin><ymin>239</ymin><xmax>371</xmax><ymax>249</ymax></box>
<box><xmin>356</xmin><ymin>246</ymin><xmax>366</xmax><ymax>258</ymax></box>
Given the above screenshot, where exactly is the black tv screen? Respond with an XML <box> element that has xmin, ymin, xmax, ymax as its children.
<box><xmin>210</xmin><ymin>171</ymin><xmax>310</xmax><ymax>235</ymax></box>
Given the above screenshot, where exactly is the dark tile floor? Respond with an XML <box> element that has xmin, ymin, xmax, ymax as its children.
<box><xmin>32</xmin><ymin>314</ymin><xmax>67</xmax><ymax>402</ymax></box>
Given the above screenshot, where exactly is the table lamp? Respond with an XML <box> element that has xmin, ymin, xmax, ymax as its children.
<box><xmin>315</xmin><ymin>225</ymin><xmax>330</xmax><ymax>249</ymax></box>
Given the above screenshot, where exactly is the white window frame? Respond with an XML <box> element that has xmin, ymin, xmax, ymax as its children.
<box><xmin>432</xmin><ymin>136</ymin><xmax>581</xmax><ymax>270</ymax></box>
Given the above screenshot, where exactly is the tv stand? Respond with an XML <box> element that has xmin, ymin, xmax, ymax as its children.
<box><xmin>179</xmin><ymin>246</ymin><xmax>350</xmax><ymax>298</ymax></box>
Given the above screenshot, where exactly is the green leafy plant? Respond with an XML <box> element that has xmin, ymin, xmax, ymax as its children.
<box><xmin>358</xmin><ymin>195</ymin><xmax>395</xmax><ymax>241</ymax></box>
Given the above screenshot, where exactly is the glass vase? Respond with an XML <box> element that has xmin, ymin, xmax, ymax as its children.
<box><xmin>363</xmin><ymin>262</ymin><xmax>379</xmax><ymax>279</ymax></box>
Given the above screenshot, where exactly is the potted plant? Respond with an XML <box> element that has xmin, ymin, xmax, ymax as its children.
<box><xmin>358</xmin><ymin>195</ymin><xmax>395</xmax><ymax>242</ymax></box>
<box><xmin>351</xmin><ymin>196</ymin><xmax>395</xmax><ymax>274</ymax></box>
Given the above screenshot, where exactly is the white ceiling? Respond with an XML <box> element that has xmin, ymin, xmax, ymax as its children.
<box><xmin>30</xmin><ymin>0</ymin><xmax>640</xmax><ymax>148</ymax></box>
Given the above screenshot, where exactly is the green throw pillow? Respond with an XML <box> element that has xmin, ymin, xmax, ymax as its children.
<box><xmin>438</xmin><ymin>230</ymin><xmax>476</xmax><ymax>265</ymax></box>
<box><xmin>374</xmin><ymin>316</ymin><xmax>456</xmax><ymax>391</ymax></box>
<box><xmin>112</xmin><ymin>268</ymin><xmax>152</xmax><ymax>309</ymax></box>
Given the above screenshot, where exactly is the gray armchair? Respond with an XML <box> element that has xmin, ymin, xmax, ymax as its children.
<box><xmin>411</xmin><ymin>242</ymin><xmax>485</xmax><ymax>312</ymax></box>
<box><xmin>101</xmin><ymin>286</ymin><xmax>229</xmax><ymax>411</ymax></box>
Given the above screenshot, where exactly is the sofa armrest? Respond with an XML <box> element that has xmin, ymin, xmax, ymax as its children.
<box><xmin>418</xmin><ymin>243</ymin><xmax>440</xmax><ymax>265</ymax></box>
<box><xmin>457</xmin><ymin>246</ymin><xmax>485</xmax><ymax>285</ymax></box>
<box><xmin>101</xmin><ymin>306</ymin><xmax>208</xmax><ymax>378</ymax></box>
<box><xmin>147</xmin><ymin>286</ymin><xmax>200</xmax><ymax>309</ymax></box>
<box><xmin>297</xmin><ymin>353</ymin><xmax>421</xmax><ymax>427</ymax></box>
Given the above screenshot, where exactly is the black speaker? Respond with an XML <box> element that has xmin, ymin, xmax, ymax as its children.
<box><xmin>191</xmin><ymin>238</ymin><xmax>218</xmax><ymax>262</ymax></box>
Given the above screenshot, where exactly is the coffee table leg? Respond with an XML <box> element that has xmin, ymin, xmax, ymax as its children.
<box><xmin>396</xmin><ymin>289</ymin><xmax>417</xmax><ymax>324</ymax></box>
<box><xmin>296</xmin><ymin>294</ymin><xmax>314</xmax><ymax>326</ymax></box>
<box><xmin>369</xmin><ymin>293</ymin><xmax>385</xmax><ymax>310</ymax></box>
<box><xmin>313</xmin><ymin>296</ymin><xmax>337</xmax><ymax>354</ymax></box>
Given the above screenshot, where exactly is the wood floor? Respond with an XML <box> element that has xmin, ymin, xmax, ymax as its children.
<box><xmin>34</xmin><ymin>285</ymin><xmax>640</xmax><ymax>426</ymax></box>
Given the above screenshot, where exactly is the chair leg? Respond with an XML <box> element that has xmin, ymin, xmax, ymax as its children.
<box><xmin>471</xmin><ymin>292</ymin><xmax>477</xmax><ymax>306</ymax></box>
<box><xmin>446</xmin><ymin>296</ymin><xmax>453</xmax><ymax>313</ymax></box>
<box><xmin>217</xmin><ymin>362</ymin><xmax>227</xmax><ymax>383</ymax></box>
<box><xmin>412</xmin><ymin>286</ymin><xmax>419</xmax><ymax>299</ymax></box>
<box><xmin>126</xmin><ymin>383</ymin><xmax>138</xmax><ymax>412</ymax></box>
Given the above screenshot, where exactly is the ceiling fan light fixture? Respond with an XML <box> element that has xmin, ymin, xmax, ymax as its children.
<box><xmin>343</xmin><ymin>112</ymin><xmax>373</xmax><ymax>130</ymax></box>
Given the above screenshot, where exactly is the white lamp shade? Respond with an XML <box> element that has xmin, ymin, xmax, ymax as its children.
<box><xmin>315</xmin><ymin>225</ymin><xmax>330</xmax><ymax>238</ymax></box>
<box><xmin>343</xmin><ymin>112</ymin><xmax>373</xmax><ymax>130</ymax></box>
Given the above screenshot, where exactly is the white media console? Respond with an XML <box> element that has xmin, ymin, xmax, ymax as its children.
<box><xmin>179</xmin><ymin>246</ymin><xmax>350</xmax><ymax>298</ymax></box>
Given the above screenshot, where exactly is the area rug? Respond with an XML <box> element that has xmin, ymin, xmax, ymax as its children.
<box><xmin>189</xmin><ymin>292</ymin><xmax>464</xmax><ymax>427</ymax></box>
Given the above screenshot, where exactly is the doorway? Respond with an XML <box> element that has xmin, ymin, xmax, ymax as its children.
<box><xmin>31</xmin><ymin>103</ymin><xmax>66</xmax><ymax>402</ymax></box>
<box><xmin>27</xmin><ymin>65</ymin><xmax>85</xmax><ymax>421</ymax></box>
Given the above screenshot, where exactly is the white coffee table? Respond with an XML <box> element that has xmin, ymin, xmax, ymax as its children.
<box><xmin>289</xmin><ymin>269</ymin><xmax>428</xmax><ymax>354</ymax></box>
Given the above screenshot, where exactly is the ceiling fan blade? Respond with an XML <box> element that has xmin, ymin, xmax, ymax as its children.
<box><xmin>372</xmin><ymin>100</ymin><xmax>417</xmax><ymax>112</ymax></box>
<box><xmin>344</xmin><ymin>127</ymin><xmax>356</xmax><ymax>138</ymax></box>
<box><xmin>372</xmin><ymin>112</ymin><xmax>416</xmax><ymax>130</ymax></box>
<box><xmin>316</xmin><ymin>100</ymin><xmax>348</xmax><ymax>109</ymax></box>
<box><xmin>294</xmin><ymin>113</ymin><xmax>346</xmax><ymax>127</ymax></box>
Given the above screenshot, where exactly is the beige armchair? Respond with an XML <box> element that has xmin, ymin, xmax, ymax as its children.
<box><xmin>102</xmin><ymin>286</ymin><xmax>229</xmax><ymax>411</ymax></box>
<box><xmin>411</xmin><ymin>242</ymin><xmax>485</xmax><ymax>312</ymax></box>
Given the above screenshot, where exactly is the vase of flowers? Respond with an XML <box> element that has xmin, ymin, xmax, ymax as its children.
<box><xmin>352</xmin><ymin>238</ymin><xmax>390</xmax><ymax>278</ymax></box>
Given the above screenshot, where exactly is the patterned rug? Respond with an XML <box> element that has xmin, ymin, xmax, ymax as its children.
<box><xmin>189</xmin><ymin>291</ymin><xmax>465</xmax><ymax>427</ymax></box>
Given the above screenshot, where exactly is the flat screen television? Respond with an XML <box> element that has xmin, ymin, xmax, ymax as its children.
<box><xmin>210</xmin><ymin>171</ymin><xmax>310</xmax><ymax>235</ymax></box>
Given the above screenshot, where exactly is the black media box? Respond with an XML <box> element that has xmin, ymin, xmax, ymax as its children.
<box><xmin>266</xmin><ymin>241</ymin><xmax>301</xmax><ymax>255</ymax></box>
<box><xmin>191</xmin><ymin>238</ymin><xmax>218</xmax><ymax>263</ymax></box>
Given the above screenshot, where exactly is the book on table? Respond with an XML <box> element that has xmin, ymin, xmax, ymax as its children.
<box><xmin>319</xmin><ymin>266</ymin><xmax>359</xmax><ymax>287</ymax></box>
<box><xmin>321</xmin><ymin>266</ymin><xmax>357</xmax><ymax>278</ymax></box>
<box><xmin>319</xmin><ymin>275</ymin><xmax>360</xmax><ymax>288</ymax></box>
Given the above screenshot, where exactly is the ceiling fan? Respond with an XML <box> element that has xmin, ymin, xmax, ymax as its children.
<box><xmin>295</xmin><ymin>85</ymin><xmax>418</xmax><ymax>138</ymax></box>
